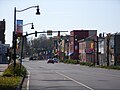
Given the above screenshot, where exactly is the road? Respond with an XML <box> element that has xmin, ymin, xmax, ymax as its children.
<box><xmin>23</xmin><ymin>59</ymin><xmax>120</xmax><ymax>90</ymax></box>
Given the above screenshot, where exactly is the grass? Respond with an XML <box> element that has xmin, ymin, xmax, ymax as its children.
<box><xmin>0</xmin><ymin>63</ymin><xmax>27</xmax><ymax>90</ymax></box>
<box><xmin>2</xmin><ymin>63</ymin><xmax>27</xmax><ymax>77</ymax></box>
<box><xmin>0</xmin><ymin>76</ymin><xmax>21</xmax><ymax>90</ymax></box>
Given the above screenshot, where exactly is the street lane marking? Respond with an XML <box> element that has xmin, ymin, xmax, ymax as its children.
<box><xmin>56</xmin><ymin>71</ymin><xmax>95</xmax><ymax>90</ymax></box>
<box><xmin>27</xmin><ymin>71</ymin><xmax>30</xmax><ymax>90</ymax></box>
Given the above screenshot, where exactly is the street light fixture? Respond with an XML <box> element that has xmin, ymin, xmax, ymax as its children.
<box><xmin>36</xmin><ymin>6</ymin><xmax>40</xmax><ymax>15</ymax></box>
<box><xmin>31</xmin><ymin>23</ymin><xmax>34</xmax><ymax>29</ymax></box>
<box><xmin>13</xmin><ymin>5</ymin><xmax>40</xmax><ymax>68</ymax></box>
<box><xmin>23</xmin><ymin>22</ymin><xmax>34</xmax><ymax>29</ymax></box>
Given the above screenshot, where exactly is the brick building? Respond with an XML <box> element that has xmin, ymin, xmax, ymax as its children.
<box><xmin>0</xmin><ymin>19</ymin><xmax>5</xmax><ymax>44</ymax></box>
<box><xmin>69</xmin><ymin>30</ymin><xmax>97</xmax><ymax>60</ymax></box>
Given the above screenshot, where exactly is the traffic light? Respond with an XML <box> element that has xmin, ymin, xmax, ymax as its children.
<box><xmin>60</xmin><ymin>35</ymin><xmax>63</xmax><ymax>40</ymax></box>
<box><xmin>47</xmin><ymin>30</ymin><xmax>52</xmax><ymax>35</ymax></box>
<box><xmin>59</xmin><ymin>35</ymin><xmax>63</xmax><ymax>43</ymax></box>
<box><xmin>35</xmin><ymin>31</ymin><xmax>37</xmax><ymax>37</ymax></box>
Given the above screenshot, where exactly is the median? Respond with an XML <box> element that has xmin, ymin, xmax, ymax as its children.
<box><xmin>0</xmin><ymin>63</ymin><xmax>27</xmax><ymax>90</ymax></box>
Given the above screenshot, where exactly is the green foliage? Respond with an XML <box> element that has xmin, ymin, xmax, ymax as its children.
<box><xmin>79</xmin><ymin>62</ymin><xmax>94</xmax><ymax>66</ymax></box>
<box><xmin>100</xmin><ymin>65</ymin><xmax>120</xmax><ymax>70</ymax></box>
<box><xmin>60</xmin><ymin>59</ymin><xmax>120</xmax><ymax>70</ymax></box>
<box><xmin>0</xmin><ymin>63</ymin><xmax>27</xmax><ymax>89</ymax></box>
<box><xmin>0</xmin><ymin>76</ymin><xmax>21</xmax><ymax>90</ymax></box>
<box><xmin>61</xmin><ymin>59</ymin><xmax>79</xmax><ymax>64</ymax></box>
<box><xmin>59</xmin><ymin>59</ymin><xmax>64</xmax><ymax>62</ymax></box>
<box><xmin>72</xmin><ymin>60</ymin><xmax>78</xmax><ymax>64</ymax></box>
<box><xmin>30</xmin><ymin>35</ymin><xmax>54</xmax><ymax>51</ymax></box>
<box><xmin>64</xmin><ymin>60</ymin><xmax>68</xmax><ymax>63</ymax></box>
<box><xmin>2</xmin><ymin>63</ymin><xmax>27</xmax><ymax>77</ymax></box>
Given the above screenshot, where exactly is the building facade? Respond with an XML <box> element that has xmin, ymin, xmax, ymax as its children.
<box><xmin>0</xmin><ymin>19</ymin><xmax>5</xmax><ymax>44</ymax></box>
<box><xmin>69</xmin><ymin>30</ymin><xmax>97</xmax><ymax>60</ymax></box>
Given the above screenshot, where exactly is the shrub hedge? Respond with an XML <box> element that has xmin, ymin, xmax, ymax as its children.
<box><xmin>79</xmin><ymin>62</ymin><xmax>94</xmax><ymax>67</ymax></box>
<box><xmin>0</xmin><ymin>76</ymin><xmax>21</xmax><ymax>90</ymax></box>
<box><xmin>60</xmin><ymin>59</ymin><xmax>94</xmax><ymax>66</ymax></box>
<box><xmin>0</xmin><ymin>63</ymin><xmax>27</xmax><ymax>90</ymax></box>
<box><xmin>60</xmin><ymin>59</ymin><xmax>120</xmax><ymax>70</ymax></box>
<box><xmin>2</xmin><ymin>63</ymin><xmax>27</xmax><ymax>77</ymax></box>
<box><xmin>100</xmin><ymin>65</ymin><xmax>120</xmax><ymax>70</ymax></box>
<box><xmin>60</xmin><ymin>59</ymin><xmax>79</xmax><ymax>64</ymax></box>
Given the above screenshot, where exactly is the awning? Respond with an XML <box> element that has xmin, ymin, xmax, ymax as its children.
<box><xmin>68</xmin><ymin>52</ymin><xmax>74</xmax><ymax>56</ymax></box>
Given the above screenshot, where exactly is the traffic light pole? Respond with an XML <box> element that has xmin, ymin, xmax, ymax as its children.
<box><xmin>20</xmin><ymin>36</ymin><xmax>25</xmax><ymax>71</ymax></box>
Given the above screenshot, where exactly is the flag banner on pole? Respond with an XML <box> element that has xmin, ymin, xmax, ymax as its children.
<box><xmin>16</xmin><ymin>20</ymin><xmax>23</xmax><ymax>37</ymax></box>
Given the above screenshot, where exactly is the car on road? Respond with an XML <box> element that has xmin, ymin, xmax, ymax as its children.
<box><xmin>53</xmin><ymin>58</ymin><xmax>59</xmax><ymax>63</ymax></box>
<box><xmin>29</xmin><ymin>56</ymin><xmax>37</xmax><ymax>60</ymax></box>
<box><xmin>29</xmin><ymin>56</ymin><xmax>33</xmax><ymax>60</ymax></box>
<box><xmin>47</xmin><ymin>58</ymin><xmax>54</xmax><ymax>64</ymax></box>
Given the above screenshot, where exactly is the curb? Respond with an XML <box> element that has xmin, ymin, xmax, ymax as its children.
<box><xmin>16</xmin><ymin>73</ymin><xmax>26</xmax><ymax>90</ymax></box>
<box><xmin>0</xmin><ymin>64</ymin><xmax>8</xmax><ymax>75</ymax></box>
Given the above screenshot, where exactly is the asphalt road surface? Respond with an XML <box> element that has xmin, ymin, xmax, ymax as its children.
<box><xmin>23</xmin><ymin>59</ymin><xmax>120</xmax><ymax>90</ymax></box>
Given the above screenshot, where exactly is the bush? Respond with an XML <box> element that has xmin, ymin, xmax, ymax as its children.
<box><xmin>0</xmin><ymin>63</ymin><xmax>27</xmax><ymax>90</ymax></box>
<box><xmin>0</xmin><ymin>76</ymin><xmax>21</xmax><ymax>90</ymax></box>
<box><xmin>59</xmin><ymin>59</ymin><xmax>64</xmax><ymax>62</ymax></box>
<box><xmin>2</xmin><ymin>63</ymin><xmax>27</xmax><ymax>77</ymax></box>
<box><xmin>66</xmin><ymin>59</ymin><xmax>71</xmax><ymax>64</ymax></box>
<box><xmin>62</xmin><ymin>59</ymin><xmax>79</xmax><ymax>64</ymax></box>
<box><xmin>64</xmin><ymin>60</ymin><xmax>68</xmax><ymax>63</ymax></box>
<box><xmin>71</xmin><ymin>60</ymin><xmax>78</xmax><ymax>64</ymax></box>
<box><xmin>100</xmin><ymin>65</ymin><xmax>120</xmax><ymax>70</ymax></box>
<box><xmin>80</xmin><ymin>62</ymin><xmax>94</xmax><ymax>66</ymax></box>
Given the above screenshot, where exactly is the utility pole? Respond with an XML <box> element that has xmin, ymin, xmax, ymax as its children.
<box><xmin>97</xmin><ymin>36</ymin><xmax>99</xmax><ymax>65</ymax></box>
<box><xmin>114</xmin><ymin>33</ymin><xmax>117</xmax><ymax>66</ymax></box>
<box><xmin>106</xmin><ymin>33</ymin><xmax>111</xmax><ymax>66</ymax></box>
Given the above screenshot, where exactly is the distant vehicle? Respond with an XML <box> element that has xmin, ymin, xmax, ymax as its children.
<box><xmin>47</xmin><ymin>58</ymin><xmax>54</xmax><ymax>64</ymax></box>
<box><xmin>29</xmin><ymin>56</ymin><xmax>33</xmax><ymax>60</ymax></box>
<box><xmin>29</xmin><ymin>56</ymin><xmax>37</xmax><ymax>60</ymax></box>
<box><xmin>53</xmin><ymin>58</ymin><xmax>59</xmax><ymax>63</ymax></box>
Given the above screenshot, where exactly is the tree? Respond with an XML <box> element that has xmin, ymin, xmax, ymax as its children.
<box><xmin>27</xmin><ymin>34</ymin><xmax>54</xmax><ymax>56</ymax></box>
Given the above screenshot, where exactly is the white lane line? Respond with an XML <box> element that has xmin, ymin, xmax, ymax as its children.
<box><xmin>56</xmin><ymin>71</ymin><xmax>95</xmax><ymax>90</ymax></box>
<box><xmin>27</xmin><ymin>71</ymin><xmax>30</xmax><ymax>90</ymax></box>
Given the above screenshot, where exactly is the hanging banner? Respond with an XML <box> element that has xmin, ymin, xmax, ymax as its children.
<box><xmin>90</xmin><ymin>42</ymin><xmax>94</xmax><ymax>49</ymax></box>
<box><xmin>16</xmin><ymin>20</ymin><xmax>23</xmax><ymax>37</ymax></box>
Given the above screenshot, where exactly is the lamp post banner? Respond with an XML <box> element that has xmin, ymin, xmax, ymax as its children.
<box><xmin>16</xmin><ymin>20</ymin><xmax>23</xmax><ymax>37</ymax></box>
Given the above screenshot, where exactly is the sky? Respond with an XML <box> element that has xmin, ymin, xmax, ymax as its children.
<box><xmin>0</xmin><ymin>0</ymin><xmax>120</xmax><ymax>46</ymax></box>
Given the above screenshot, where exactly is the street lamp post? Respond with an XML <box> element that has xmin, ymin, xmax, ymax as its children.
<box><xmin>13</xmin><ymin>5</ymin><xmax>40</xmax><ymax>69</ymax></box>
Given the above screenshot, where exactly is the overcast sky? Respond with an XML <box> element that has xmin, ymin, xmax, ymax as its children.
<box><xmin>0</xmin><ymin>0</ymin><xmax>120</xmax><ymax>46</ymax></box>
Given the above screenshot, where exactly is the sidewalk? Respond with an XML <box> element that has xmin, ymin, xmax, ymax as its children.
<box><xmin>0</xmin><ymin>64</ymin><xmax>8</xmax><ymax>75</ymax></box>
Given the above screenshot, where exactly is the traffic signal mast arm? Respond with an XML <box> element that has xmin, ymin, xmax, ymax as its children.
<box><xmin>23</xmin><ymin>30</ymin><xmax>68</xmax><ymax>37</ymax></box>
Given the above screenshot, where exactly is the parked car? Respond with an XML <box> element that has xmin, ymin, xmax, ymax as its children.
<box><xmin>47</xmin><ymin>58</ymin><xmax>54</xmax><ymax>64</ymax></box>
<box><xmin>29</xmin><ymin>56</ymin><xmax>37</xmax><ymax>60</ymax></box>
<box><xmin>29</xmin><ymin>56</ymin><xmax>33</xmax><ymax>60</ymax></box>
<box><xmin>53</xmin><ymin>58</ymin><xmax>59</xmax><ymax>63</ymax></box>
